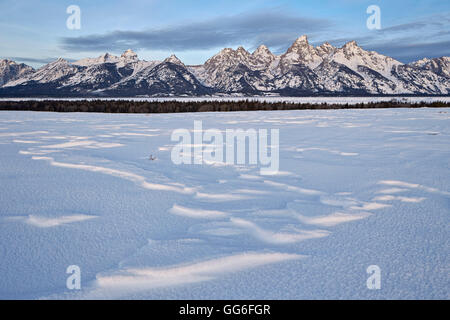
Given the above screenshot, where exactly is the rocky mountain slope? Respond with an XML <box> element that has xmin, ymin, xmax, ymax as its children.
<box><xmin>0</xmin><ymin>36</ymin><xmax>448</xmax><ymax>97</ymax></box>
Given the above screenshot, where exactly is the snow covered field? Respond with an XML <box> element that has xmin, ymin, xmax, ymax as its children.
<box><xmin>0</xmin><ymin>108</ymin><xmax>449</xmax><ymax>299</ymax></box>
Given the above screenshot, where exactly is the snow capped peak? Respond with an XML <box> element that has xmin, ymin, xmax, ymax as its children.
<box><xmin>411</xmin><ymin>56</ymin><xmax>449</xmax><ymax>67</ymax></box>
<box><xmin>285</xmin><ymin>35</ymin><xmax>316</xmax><ymax>57</ymax></box>
<box><xmin>209</xmin><ymin>48</ymin><xmax>234</xmax><ymax>61</ymax></box>
<box><xmin>0</xmin><ymin>59</ymin><xmax>13</xmax><ymax>66</ymax></box>
<box><xmin>253</xmin><ymin>45</ymin><xmax>273</xmax><ymax>56</ymax></box>
<box><xmin>121</xmin><ymin>49</ymin><xmax>138</xmax><ymax>61</ymax></box>
<box><xmin>320</xmin><ymin>42</ymin><xmax>334</xmax><ymax>50</ymax></box>
<box><xmin>1</xmin><ymin>34</ymin><xmax>448</xmax><ymax>96</ymax></box>
<box><xmin>216</xmin><ymin>46</ymin><xmax>249</xmax><ymax>56</ymax></box>
<box><xmin>250</xmin><ymin>45</ymin><xmax>275</xmax><ymax>68</ymax></box>
<box><xmin>164</xmin><ymin>54</ymin><xmax>184</xmax><ymax>66</ymax></box>
<box><xmin>343</xmin><ymin>41</ymin><xmax>359</xmax><ymax>50</ymax></box>
<box><xmin>0</xmin><ymin>59</ymin><xmax>34</xmax><ymax>86</ymax></box>
<box><xmin>410</xmin><ymin>56</ymin><xmax>450</xmax><ymax>77</ymax></box>
<box><xmin>236</xmin><ymin>46</ymin><xmax>248</xmax><ymax>53</ymax></box>
<box><xmin>220</xmin><ymin>48</ymin><xmax>234</xmax><ymax>54</ymax></box>
<box><xmin>39</xmin><ymin>58</ymin><xmax>73</xmax><ymax>72</ymax></box>
<box><xmin>338</xmin><ymin>41</ymin><xmax>364</xmax><ymax>59</ymax></box>
<box><xmin>74</xmin><ymin>53</ymin><xmax>121</xmax><ymax>66</ymax></box>
<box><xmin>206</xmin><ymin>47</ymin><xmax>250</xmax><ymax>66</ymax></box>
<box><xmin>414</xmin><ymin>57</ymin><xmax>431</xmax><ymax>65</ymax></box>
<box><xmin>122</xmin><ymin>49</ymin><xmax>137</xmax><ymax>56</ymax></box>
<box><xmin>330</xmin><ymin>39</ymin><xmax>404</xmax><ymax>84</ymax></box>
<box><xmin>236</xmin><ymin>46</ymin><xmax>251</xmax><ymax>60</ymax></box>
<box><xmin>101</xmin><ymin>53</ymin><xmax>115</xmax><ymax>61</ymax></box>
<box><xmin>0</xmin><ymin>59</ymin><xmax>17</xmax><ymax>66</ymax></box>
<box><xmin>281</xmin><ymin>35</ymin><xmax>324</xmax><ymax>69</ymax></box>
<box><xmin>284</xmin><ymin>35</ymin><xmax>310</xmax><ymax>51</ymax></box>
<box><xmin>5</xmin><ymin>57</ymin><xmax>81</xmax><ymax>86</ymax></box>
<box><xmin>316</xmin><ymin>42</ymin><xmax>336</xmax><ymax>56</ymax></box>
<box><xmin>294</xmin><ymin>35</ymin><xmax>309</xmax><ymax>44</ymax></box>
<box><xmin>52</xmin><ymin>58</ymin><xmax>71</xmax><ymax>65</ymax></box>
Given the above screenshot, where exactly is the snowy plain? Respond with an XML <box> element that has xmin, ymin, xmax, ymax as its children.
<box><xmin>0</xmin><ymin>107</ymin><xmax>449</xmax><ymax>299</ymax></box>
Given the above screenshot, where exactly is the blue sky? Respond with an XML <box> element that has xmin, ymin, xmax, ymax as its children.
<box><xmin>1</xmin><ymin>0</ymin><xmax>449</xmax><ymax>68</ymax></box>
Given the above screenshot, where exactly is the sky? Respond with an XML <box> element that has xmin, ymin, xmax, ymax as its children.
<box><xmin>0</xmin><ymin>0</ymin><xmax>449</xmax><ymax>68</ymax></box>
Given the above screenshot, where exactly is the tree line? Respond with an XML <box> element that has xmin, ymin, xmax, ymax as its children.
<box><xmin>0</xmin><ymin>99</ymin><xmax>448</xmax><ymax>113</ymax></box>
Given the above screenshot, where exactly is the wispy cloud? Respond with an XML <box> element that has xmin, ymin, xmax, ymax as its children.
<box><xmin>49</xmin><ymin>9</ymin><xmax>450</xmax><ymax>64</ymax></box>
<box><xmin>60</xmin><ymin>10</ymin><xmax>332</xmax><ymax>53</ymax></box>
<box><xmin>368</xmin><ymin>40</ymin><xmax>450</xmax><ymax>63</ymax></box>
<box><xmin>6</xmin><ymin>56</ymin><xmax>76</xmax><ymax>65</ymax></box>
<box><xmin>6</xmin><ymin>57</ymin><xmax>55</xmax><ymax>64</ymax></box>
<box><xmin>322</xmin><ymin>13</ymin><xmax>450</xmax><ymax>62</ymax></box>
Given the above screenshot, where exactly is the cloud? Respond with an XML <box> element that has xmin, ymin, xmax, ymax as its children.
<box><xmin>6</xmin><ymin>57</ymin><xmax>75</xmax><ymax>65</ymax></box>
<box><xmin>321</xmin><ymin>13</ymin><xmax>450</xmax><ymax>62</ymax></box>
<box><xmin>318</xmin><ymin>35</ymin><xmax>449</xmax><ymax>63</ymax></box>
<box><xmin>54</xmin><ymin>9</ymin><xmax>450</xmax><ymax>63</ymax></box>
<box><xmin>6</xmin><ymin>57</ymin><xmax>55</xmax><ymax>64</ymax></box>
<box><xmin>367</xmin><ymin>40</ymin><xmax>450</xmax><ymax>63</ymax></box>
<box><xmin>60</xmin><ymin>9</ymin><xmax>332</xmax><ymax>53</ymax></box>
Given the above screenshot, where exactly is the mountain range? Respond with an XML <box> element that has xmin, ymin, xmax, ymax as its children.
<box><xmin>1</xmin><ymin>35</ymin><xmax>449</xmax><ymax>97</ymax></box>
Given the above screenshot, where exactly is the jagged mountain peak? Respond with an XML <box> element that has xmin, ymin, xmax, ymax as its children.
<box><xmin>3</xmin><ymin>57</ymin><xmax>81</xmax><ymax>87</ymax></box>
<box><xmin>286</xmin><ymin>35</ymin><xmax>312</xmax><ymax>53</ymax></box>
<box><xmin>337</xmin><ymin>40</ymin><xmax>401</xmax><ymax>65</ymax></box>
<box><xmin>0</xmin><ymin>59</ymin><xmax>28</xmax><ymax>71</ymax></box>
<box><xmin>36</xmin><ymin>58</ymin><xmax>77</xmax><ymax>74</ymax></box>
<box><xmin>121</xmin><ymin>49</ymin><xmax>138</xmax><ymax>62</ymax></box>
<box><xmin>281</xmin><ymin>35</ymin><xmax>324</xmax><ymax>69</ymax></box>
<box><xmin>250</xmin><ymin>45</ymin><xmax>276</xmax><ymax>68</ymax></box>
<box><xmin>330</xmin><ymin>40</ymin><xmax>404</xmax><ymax>84</ymax></box>
<box><xmin>214</xmin><ymin>46</ymin><xmax>250</xmax><ymax>57</ymax></box>
<box><xmin>205</xmin><ymin>47</ymin><xmax>247</xmax><ymax>67</ymax></box>
<box><xmin>74</xmin><ymin>53</ymin><xmax>119</xmax><ymax>66</ymax></box>
<box><xmin>295</xmin><ymin>35</ymin><xmax>309</xmax><ymax>44</ymax></box>
<box><xmin>0</xmin><ymin>59</ymin><xmax>17</xmax><ymax>66</ymax></box>
<box><xmin>101</xmin><ymin>52</ymin><xmax>118</xmax><ymax>61</ymax></box>
<box><xmin>1</xmin><ymin>35</ymin><xmax>448</xmax><ymax>96</ymax></box>
<box><xmin>316</xmin><ymin>42</ymin><xmax>336</xmax><ymax>56</ymax></box>
<box><xmin>218</xmin><ymin>48</ymin><xmax>234</xmax><ymax>55</ymax></box>
<box><xmin>321</xmin><ymin>42</ymin><xmax>333</xmax><ymax>47</ymax></box>
<box><xmin>343</xmin><ymin>40</ymin><xmax>358</xmax><ymax>48</ymax></box>
<box><xmin>236</xmin><ymin>46</ymin><xmax>251</xmax><ymax>60</ymax></box>
<box><xmin>164</xmin><ymin>54</ymin><xmax>184</xmax><ymax>66</ymax></box>
<box><xmin>252</xmin><ymin>45</ymin><xmax>273</xmax><ymax>56</ymax></box>
<box><xmin>122</xmin><ymin>49</ymin><xmax>137</xmax><ymax>57</ymax></box>
<box><xmin>75</xmin><ymin>50</ymin><xmax>141</xmax><ymax>67</ymax></box>
<box><xmin>319</xmin><ymin>42</ymin><xmax>335</xmax><ymax>50</ymax></box>
<box><xmin>412</xmin><ymin>56</ymin><xmax>449</xmax><ymax>66</ymax></box>
<box><xmin>236</xmin><ymin>46</ymin><xmax>249</xmax><ymax>53</ymax></box>
<box><xmin>410</xmin><ymin>56</ymin><xmax>450</xmax><ymax>77</ymax></box>
<box><xmin>0</xmin><ymin>59</ymin><xmax>35</xmax><ymax>86</ymax></box>
<box><xmin>340</xmin><ymin>41</ymin><xmax>362</xmax><ymax>56</ymax></box>
<box><xmin>413</xmin><ymin>57</ymin><xmax>431</xmax><ymax>65</ymax></box>
<box><xmin>49</xmin><ymin>58</ymin><xmax>72</xmax><ymax>65</ymax></box>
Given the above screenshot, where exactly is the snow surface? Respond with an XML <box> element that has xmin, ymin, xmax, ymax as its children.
<box><xmin>0</xmin><ymin>108</ymin><xmax>449</xmax><ymax>299</ymax></box>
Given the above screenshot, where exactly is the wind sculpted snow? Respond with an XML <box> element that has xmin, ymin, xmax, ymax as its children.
<box><xmin>0</xmin><ymin>108</ymin><xmax>449</xmax><ymax>299</ymax></box>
